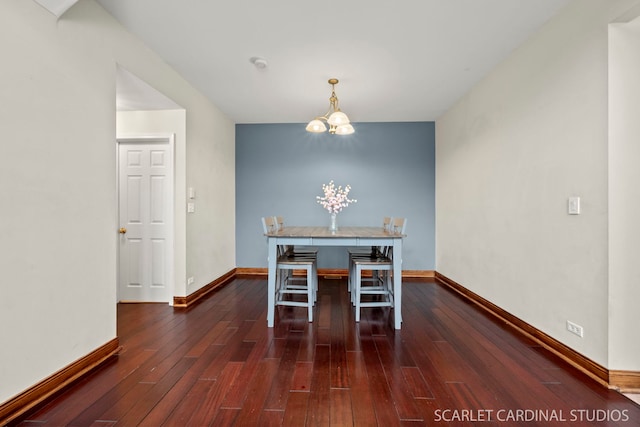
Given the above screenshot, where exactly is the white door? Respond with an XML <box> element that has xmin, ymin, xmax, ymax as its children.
<box><xmin>118</xmin><ymin>139</ymin><xmax>173</xmax><ymax>302</ymax></box>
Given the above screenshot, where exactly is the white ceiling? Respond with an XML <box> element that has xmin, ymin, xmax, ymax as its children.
<box><xmin>95</xmin><ymin>0</ymin><xmax>571</xmax><ymax>123</ymax></box>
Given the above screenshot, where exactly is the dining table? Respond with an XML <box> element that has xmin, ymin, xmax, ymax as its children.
<box><xmin>264</xmin><ymin>225</ymin><xmax>405</xmax><ymax>329</ymax></box>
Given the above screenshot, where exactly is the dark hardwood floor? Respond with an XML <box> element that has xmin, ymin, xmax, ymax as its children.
<box><xmin>13</xmin><ymin>278</ymin><xmax>640</xmax><ymax>426</ymax></box>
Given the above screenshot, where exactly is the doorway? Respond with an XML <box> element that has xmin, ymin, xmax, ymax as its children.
<box><xmin>117</xmin><ymin>136</ymin><xmax>175</xmax><ymax>303</ymax></box>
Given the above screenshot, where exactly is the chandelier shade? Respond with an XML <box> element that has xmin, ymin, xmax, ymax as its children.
<box><xmin>305</xmin><ymin>119</ymin><xmax>327</xmax><ymax>133</ymax></box>
<box><xmin>306</xmin><ymin>78</ymin><xmax>354</xmax><ymax>135</ymax></box>
<box><xmin>327</xmin><ymin>111</ymin><xmax>349</xmax><ymax>126</ymax></box>
<box><xmin>334</xmin><ymin>123</ymin><xmax>355</xmax><ymax>135</ymax></box>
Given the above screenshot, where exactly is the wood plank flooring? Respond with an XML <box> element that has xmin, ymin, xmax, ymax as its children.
<box><xmin>13</xmin><ymin>278</ymin><xmax>640</xmax><ymax>426</ymax></box>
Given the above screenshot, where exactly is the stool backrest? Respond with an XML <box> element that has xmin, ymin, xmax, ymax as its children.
<box><xmin>275</xmin><ymin>216</ymin><xmax>284</xmax><ymax>231</ymax></box>
<box><xmin>261</xmin><ymin>216</ymin><xmax>277</xmax><ymax>234</ymax></box>
<box><xmin>383</xmin><ymin>216</ymin><xmax>393</xmax><ymax>231</ymax></box>
<box><xmin>392</xmin><ymin>217</ymin><xmax>407</xmax><ymax>235</ymax></box>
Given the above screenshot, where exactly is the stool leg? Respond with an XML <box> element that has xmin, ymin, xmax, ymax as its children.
<box><xmin>307</xmin><ymin>265</ymin><xmax>314</xmax><ymax>322</ymax></box>
<box><xmin>355</xmin><ymin>264</ymin><xmax>362</xmax><ymax>322</ymax></box>
<box><xmin>348</xmin><ymin>256</ymin><xmax>352</xmax><ymax>294</ymax></box>
<box><xmin>352</xmin><ymin>258</ymin><xmax>358</xmax><ymax>300</ymax></box>
<box><xmin>313</xmin><ymin>262</ymin><xmax>318</xmax><ymax>303</ymax></box>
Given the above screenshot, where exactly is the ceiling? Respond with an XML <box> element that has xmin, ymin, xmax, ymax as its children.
<box><xmin>95</xmin><ymin>0</ymin><xmax>571</xmax><ymax>123</ymax></box>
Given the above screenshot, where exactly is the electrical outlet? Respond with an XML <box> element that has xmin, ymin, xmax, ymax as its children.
<box><xmin>567</xmin><ymin>320</ymin><xmax>584</xmax><ymax>337</ymax></box>
<box><xmin>187</xmin><ymin>276</ymin><xmax>194</xmax><ymax>285</ymax></box>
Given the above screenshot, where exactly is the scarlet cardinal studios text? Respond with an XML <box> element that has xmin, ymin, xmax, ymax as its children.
<box><xmin>433</xmin><ymin>408</ymin><xmax>630</xmax><ymax>423</ymax></box>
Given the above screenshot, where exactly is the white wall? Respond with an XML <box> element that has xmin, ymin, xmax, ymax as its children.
<box><xmin>183</xmin><ymin>97</ymin><xmax>236</xmax><ymax>295</ymax></box>
<box><xmin>0</xmin><ymin>0</ymin><xmax>234</xmax><ymax>403</ymax></box>
<box><xmin>608</xmin><ymin>17</ymin><xmax>640</xmax><ymax>371</ymax></box>
<box><xmin>436</xmin><ymin>0</ymin><xmax>640</xmax><ymax>369</ymax></box>
<box><xmin>117</xmin><ymin>107</ymin><xmax>236</xmax><ymax>297</ymax></box>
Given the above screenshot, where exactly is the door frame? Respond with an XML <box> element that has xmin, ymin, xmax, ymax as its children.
<box><xmin>116</xmin><ymin>134</ymin><xmax>176</xmax><ymax>304</ymax></box>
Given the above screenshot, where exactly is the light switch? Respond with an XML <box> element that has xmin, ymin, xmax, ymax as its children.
<box><xmin>188</xmin><ymin>187</ymin><xmax>196</xmax><ymax>199</ymax></box>
<box><xmin>568</xmin><ymin>196</ymin><xmax>580</xmax><ymax>215</ymax></box>
<box><xmin>187</xmin><ymin>202</ymin><xmax>195</xmax><ymax>213</ymax></box>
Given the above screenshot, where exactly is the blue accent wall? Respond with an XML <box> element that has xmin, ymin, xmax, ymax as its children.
<box><xmin>236</xmin><ymin>122</ymin><xmax>435</xmax><ymax>270</ymax></box>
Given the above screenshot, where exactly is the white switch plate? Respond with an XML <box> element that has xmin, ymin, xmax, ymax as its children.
<box><xmin>187</xmin><ymin>202</ymin><xmax>195</xmax><ymax>213</ymax></box>
<box><xmin>188</xmin><ymin>187</ymin><xmax>196</xmax><ymax>199</ymax></box>
<box><xmin>568</xmin><ymin>196</ymin><xmax>580</xmax><ymax>215</ymax></box>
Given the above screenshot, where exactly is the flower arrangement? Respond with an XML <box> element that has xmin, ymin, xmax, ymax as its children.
<box><xmin>316</xmin><ymin>180</ymin><xmax>357</xmax><ymax>214</ymax></box>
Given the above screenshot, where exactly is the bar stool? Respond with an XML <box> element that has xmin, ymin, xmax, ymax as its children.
<box><xmin>262</xmin><ymin>217</ymin><xmax>317</xmax><ymax>322</ymax></box>
<box><xmin>347</xmin><ymin>216</ymin><xmax>392</xmax><ymax>294</ymax></box>
<box><xmin>274</xmin><ymin>245</ymin><xmax>318</xmax><ymax>322</ymax></box>
<box><xmin>350</xmin><ymin>218</ymin><xmax>406</xmax><ymax>322</ymax></box>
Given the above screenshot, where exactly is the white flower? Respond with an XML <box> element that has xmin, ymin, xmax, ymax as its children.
<box><xmin>316</xmin><ymin>180</ymin><xmax>357</xmax><ymax>214</ymax></box>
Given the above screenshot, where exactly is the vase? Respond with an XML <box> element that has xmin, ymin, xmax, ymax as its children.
<box><xmin>329</xmin><ymin>212</ymin><xmax>338</xmax><ymax>232</ymax></box>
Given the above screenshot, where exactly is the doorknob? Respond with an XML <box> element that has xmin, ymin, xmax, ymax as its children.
<box><xmin>119</xmin><ymin>227</ymin><xmax>127</xmax><ymax>234</ymax></box>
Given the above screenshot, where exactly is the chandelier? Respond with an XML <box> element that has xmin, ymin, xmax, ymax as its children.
<box><xmin>306</xmin><ymin>78</ymin><xmax>355</xmax><ymax>135</ymax></box>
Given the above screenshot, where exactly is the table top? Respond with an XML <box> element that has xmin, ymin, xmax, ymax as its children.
<box><xmin>265</xmin><ymin>226</ymin><xmax>405</xmax><ymax>239</ymax></box>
